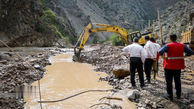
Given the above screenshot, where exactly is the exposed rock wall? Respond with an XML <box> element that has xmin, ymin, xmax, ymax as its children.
<box><xmin>0</xmin><ymin>0</ymin><xmax>57</xmax><ymax>47</ymax></box>
<box><xmin>152</xmin><ymin>0</ymin><xmax>194</xmax><ymax>43</ymax></box>
<box><xmin>0</xmin><ymin>0</ymin><xmax>183</xmax><ymax>46</ymax></box>
<box><xmin>44</xmin><ymin>0</ymin><xmax>88</xmax><ymax>43</ymax></box>
<box><xmin>46</xmin><ymin>0</ymin><xmax>181</xmax><ymax>41</ymax></box>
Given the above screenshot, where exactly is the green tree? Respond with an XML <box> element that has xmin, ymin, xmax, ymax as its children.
<box><xmin>92</xmin><ymin>35</ymin><xmax>99</xmax><ymax>44</ymax></box>
<box><xmin>109</xmin><ymin>34</ymin><xmax>124</xmax><ymax>46</ymax></box>
<box><xmin>39</xmin><ymin>1</ymin><xmax>74</xmax><ymax>45</ymax></box>
<box><xmin>41</xmin><ymin>10</ymin><xmax>56</xmax><ymax>25</ymax></box>
<box><xmin>40</xmin><ymin>0</ymin><xmax>48</xmax><ymax>10</ymax></box>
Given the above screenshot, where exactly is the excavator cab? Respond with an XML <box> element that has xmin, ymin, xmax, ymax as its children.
<box><xmin>128</xmin><ymin>31</ymin><xmax>142</xmax><ymax>42</ymax></box>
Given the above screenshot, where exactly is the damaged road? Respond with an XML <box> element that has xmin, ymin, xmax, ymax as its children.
<box><xmin>80</xmin><ymin>44</ymin><xmax>194</xmax><ymax>109</ymax></box>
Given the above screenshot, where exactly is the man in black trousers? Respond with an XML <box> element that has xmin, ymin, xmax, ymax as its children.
<box><xmin>159</xmin><ymin>34</ymin><xmax>193</xmax><ymax>100</ymax></box>
<box><xmin>122</xmin><ymin>38</ymin><xmax>147</xmax><ymax>88</ymax></box>
<box><xmin>144</xmin><ymin>36</ymin><xmax>158</xmax><ymax>83</ymax></box>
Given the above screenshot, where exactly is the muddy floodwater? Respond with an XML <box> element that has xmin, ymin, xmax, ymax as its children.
<box><xmin>25</xmin><ymin>53</ymin><xmax>136</xmax><ymax>109</ymax></box>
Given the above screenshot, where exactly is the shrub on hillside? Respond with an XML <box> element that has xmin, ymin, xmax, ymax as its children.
<box><xmin>109</xmin><ymin>34</ymin><xmax>124</xmax><ymax>46</ymax></box>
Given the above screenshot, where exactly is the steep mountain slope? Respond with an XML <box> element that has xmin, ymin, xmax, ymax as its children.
<box><xmin>0</xmin><ymin>0</ymin><xmax>58</xmax><ymax>47</ymax></box>
<box><xmin>0</xmin><ymin>0</ymin><xmax>182</xmax><ymax>46</ymax></box>
<box><xmin>152</xmin><ymin>0</ymin><xmax>194</xmax><ymax>43</ymax></box>
<box><xmin>46</xmin><ymin>0</ymin><xmax>181</xmax><ymax>41</ymax></box>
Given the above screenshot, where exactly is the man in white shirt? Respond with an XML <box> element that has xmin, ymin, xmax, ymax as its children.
<box><xmin>144</xmin><ymin>36</ymin><xmax>158</xmax><ymax>83</ymax></box>
<box><xmin>122</xmin><ymin>38</ymin><xmax>147</xmax><ymax>88</ymax></box>
<box><xmin>150</xmin><ymin>37</ymin><xmax>161</xmax><ymax>79</ymax></box>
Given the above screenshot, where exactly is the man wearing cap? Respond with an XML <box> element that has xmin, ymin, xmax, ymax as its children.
<box><xmin>159</xmin><ymin>34</ymin><xmax>193</xmax><ymax>100</ymax></box>
<box><xmin>122</xmin><ymin>38</ymin><xmax>147</xmax><ymax>88</ymax></box>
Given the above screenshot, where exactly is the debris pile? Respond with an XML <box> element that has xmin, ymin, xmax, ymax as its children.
<box><xmin>0</xmin><ymin>47</ymin><xmax>64</xmax><ymax>109</ymax></box>
<box><xmin>81</xmin><ymin>45</ymin><xmax>194</xmax><ymax>109</ymax></box>
<box><xmin>80</xmin><ymin>45</ymin><xmax>129</xmax><ymax>74</ymax></box>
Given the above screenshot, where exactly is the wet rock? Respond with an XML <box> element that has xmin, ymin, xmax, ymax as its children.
<box><xmin>145</xmin><ymin>99</ymin><xmax>150</xmax><ymax>104</ymax></box>
<box><xmin>113</xmin><ymin>69</ymin><xmax>130</xmax><ymax>79</ymax></box>
<box><xmin>138</xmin><ymin>102</ymin><xmax>143</xmax><ymax>107</ymax></box>
<box><xmin>127</xmin><ymin>89</ymin><xmax>140</xmax><ymax>100</ymax></box>
<box><xmin>0</xmin><ymin>47</ymin><xmax>62</xmax><ymax>109</ymax></box>
<box><xmin>111</xmin><ymin>104</ymin><xmax>122</xmax><ymax>109</ymax></box>
<box><xmin>137</xmin><ymin>107</ymin><xmax>145</xmax><ymax>109</ymax></box>
<box><xmin>152</xmin><ymin>102</ymin><xmax>157</xmax><ymax>108</ymax></box>
<box><xmin>189</xmin><ymin>104</ymin><xmax>194</xmax><ymax>108</ymax></box>
<box><xmin>34</xmin><ymin>64</ymin><xmax>40</xmax><ymax>69</ymax></box>
<box><xmin>113</xmin><ymin>79</ymin><xmax>118</xmax><ymax>82</ymax></box>
<box><xmin>0</xmin><ymin>60</ymin><xmax>7</xmax><ymax>64</ymax></box>
<box><xmin>0</xmin><ymin>53</ymin><xmax>10</xmax><ymax>61</ymax></box>
<box><xmin>119</xmin><ymin>79</ymin><xmax>125</xmax><ymax>84</ymax></box>
<box><xmin>189</xmin><ymin>94</ymin><xmax>194</xmax><ymax>101</ymax></box>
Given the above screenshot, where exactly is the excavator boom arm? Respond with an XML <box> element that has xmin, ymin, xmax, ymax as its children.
<box><xmin>90</xmin><ymin>25</ymin><xmax>129</xmax><ymax>45</ymax></box>
<box><xmin>77</xmin><ymin>23</ymin><xmax>129</xmax><ymax>49</ymax></box>
<box><xmin>73</xmin><ymin>23</ymin><xmax>129</xmax><ymax>61</ymax></box>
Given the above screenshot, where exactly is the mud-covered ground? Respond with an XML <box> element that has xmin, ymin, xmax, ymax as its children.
<box><xmin>0</xmin><ymin>47</ymin><xmax>65</xmax><ymax>109</ymax></box>
<box><xmin>0</xmin><ymin>45</ymin><xmax>193</xmax><ymax>109</ymax></box>
<box><xmin>80</xmin><ymin>44</ymin><xmax>194</xmax><ymax>109</ymax></box>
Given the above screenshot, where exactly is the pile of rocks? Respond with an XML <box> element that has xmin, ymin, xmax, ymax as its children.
<box><xmin>81</xmin><ymin>45</ymin><xmax>194</xmax><ymax>109</ymax></box>
<box><xmin>0</xmin><ymin>47</ymin><xmax>64</xmax><ymax>109</ymax></box>
<box><xmin>80</xmin><ymin>45</ymin><xmax>129</xmax><ymax>74</ymax></box>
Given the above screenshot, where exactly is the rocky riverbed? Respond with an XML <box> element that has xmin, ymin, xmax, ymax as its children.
<box><xmin>0</xmin><ymin>45</ymin><xmax>193</xmax><ymax>109</ymax></box>
<box><xmin>0</xmin><ymin>47</ymin><xmax>65</xmax><ymax>109</ymax></box>
<box><xmin>80</xmin><ymin>44</ymin><xmax>194</xmax><ymax>109</ymax></box>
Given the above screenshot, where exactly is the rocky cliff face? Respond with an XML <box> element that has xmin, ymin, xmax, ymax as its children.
<box><xmin>45</xmin><ymin>0</ymin><xmax>181</xmax><ymax>41</ymax></box>
<box><xmin>0</xmin><ymin>0</ymin><xmax>59</xmax><ymax>47</ymax></box>
<box><xmin>43</xmin><ymin>0</ymin><xmax>88</xmax><ymax>42</ymax></box>
<box><xmin>0</xmin><ymin>0</ymin><xmax>183</xmax><ymax>46</ymax></box>
<box><xmin>152</xmin><ymin>0</ymin><xmax>194</xmax><ymax>43</ymax></box>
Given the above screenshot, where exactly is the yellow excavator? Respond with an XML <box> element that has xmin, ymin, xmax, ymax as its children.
<box><xmin>73</xmin><ymin>23</ymin><xmax>157</xmax><ymax>61</ymax></box>
<box><xmin>181</xmin><ymin>12</ymin><xmax>194</xmax><ymax>50</ymax></box>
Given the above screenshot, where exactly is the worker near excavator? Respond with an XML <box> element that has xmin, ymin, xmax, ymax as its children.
<box><xmin>150</xmin><ymin>37</ymin><xmax>161</xmax><ymax>79</ymax></box>
<box><xmin>159</xmin><ymin>34</ymin><xmax>193</xmax><ymax>100</ymax></box>
<box><xmin>122</xmin><ymin>38</ymin><xmax>147</xmax><ymax>88</ymax></box>
<box><xmin>144</xmin><ymin>36</ymin><xmax>158</xmax><ymax>84</ymax></box>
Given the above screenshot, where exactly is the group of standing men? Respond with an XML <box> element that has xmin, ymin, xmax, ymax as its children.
<box><xmin>122</xmin><ymin>34</ymin><xmax>193</xmax><ymax>100</ymax></box>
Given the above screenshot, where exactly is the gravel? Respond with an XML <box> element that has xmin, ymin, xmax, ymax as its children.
<box><xmin>80</xmin><ymin>44</ymin><xmax>194</xmax><ymax>109</ymax></box>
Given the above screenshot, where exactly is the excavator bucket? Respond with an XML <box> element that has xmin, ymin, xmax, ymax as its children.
<box><xmin>72</xmin><ymin>48</ymin><xmax>80</xmax><ymax>62</ymax></box>
<box><xmin>73</xmin><ymin>23</ymin><xmax>93</xmax><ymax>62</ymax></box>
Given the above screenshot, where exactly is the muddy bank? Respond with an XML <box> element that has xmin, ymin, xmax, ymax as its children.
<box><xmin>0</xmin><ymin>47</ymin><xmax>65</xmax><ymax>109</ymax></box>
<box><xmin>25</xmin><ymin>53</ymin><xmax>136</xmax><ymax>109</ymax></box>
<box><xmin>80</xmin><ymin>45</ymin><xmax>194</xmax><ymax>109</ymax></box>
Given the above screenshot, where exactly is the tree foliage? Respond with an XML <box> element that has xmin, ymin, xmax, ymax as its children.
<box><xmin>92</xmin><ymin>35</ymin><xmax>99</xmax><ymax>44</ymax></box>
<box><xmin>109</xmin><ymin>34</ymin><xmax>124</xmax><ymax>46</ymax></box>
<box><xmin>41</xmin><ymin>10</ymin><xmax>56</xmax><ymax>25</ymax></box>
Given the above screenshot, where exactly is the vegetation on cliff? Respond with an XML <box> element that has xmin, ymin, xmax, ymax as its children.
<box><xmin>40</xmin><ymin>0</ymin><xmax>75</xmax><ymax>45</ymax></box>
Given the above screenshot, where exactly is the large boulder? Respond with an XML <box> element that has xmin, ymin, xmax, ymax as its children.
<box><xmin>127</xmin><ymin>89</ymin><xmax>140</xmax><ymax>100</ymax></box>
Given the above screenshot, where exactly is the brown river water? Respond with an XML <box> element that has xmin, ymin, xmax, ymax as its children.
<box><xmin>25</xmin><ymin>53</ymin><xmax>136</xmax><ymax>109</ymax></box>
